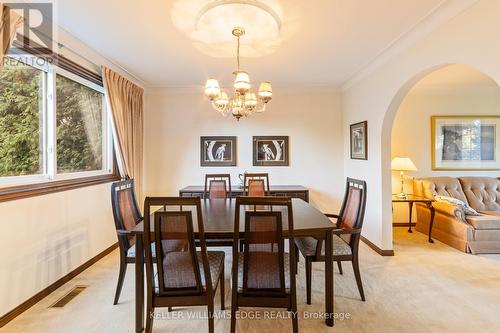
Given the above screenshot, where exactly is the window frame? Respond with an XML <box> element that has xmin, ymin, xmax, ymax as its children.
<box><xmin>0</xmin><ymin>54</ymin><xmax>119</xmax><ymax>201</ymax></box>
<box><xmin>52</xmin><ymin>67</ymin><xmax>113</xmax><ymax>180</ymax></box>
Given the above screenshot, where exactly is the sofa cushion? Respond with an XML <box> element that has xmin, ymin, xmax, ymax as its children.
<box><xmin>420</xmin><ymin>177</ymin><xmax>468</xmax><ymax>202</ymax></box>
<box><xmin>478</xmin><ymin>210</ymin><xmax>500</xmax><ymax>217</ymax></box>
<box><xmin>465</xmin><ymin>214</ymin><xmax>500</xmax><ymax>230</ymax></box>
<box><xmin>459</xmin><ymin>177</ymin><xmax>500</xmax><ymax>212</ymax></box>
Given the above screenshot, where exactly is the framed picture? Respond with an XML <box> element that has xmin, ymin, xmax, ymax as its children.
<box><xmin>253</xmin><ymin>136</ymin><xmax>289</xmax><ymax>166</ymax></box>
<box><xmin>200</xmin><ymin>136</ymin><xmax>237</xmax><ymax>167</ymax></box>
<box><xmin>350</xmin><ymin>121</ymin><xmax>368</xmax><ymax>160</ymax></box>
<box><xmin>431</xmin><ymin>115</ymin><xmax>500</xmax><ymax>170</ymax></box>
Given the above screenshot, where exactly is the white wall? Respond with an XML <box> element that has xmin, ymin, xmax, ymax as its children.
<box><xmin>144</xmin><ymin>87</ymin><xmax>344</xmax><ymax>212</ymax></box>
<box><xmin>0</xmin><ymin>184</ymin><xmax>116</xmax><ymax>315</ymax></box>
<box><xmin>391</xmin><ymin>86</ymin><xmax>500</xmax><ymax>223</ymax></box>
<box><xmin>0</xmin><ymin>28</ymin><xmax>142</xmax><ymax>316</ymax></box>
<box><xmin>342</xmin><ymin>0</ymin><xmax>500</xmax><ymax>251</ymax></box>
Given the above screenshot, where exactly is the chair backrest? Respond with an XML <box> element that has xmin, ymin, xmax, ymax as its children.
<box><xmin>143</xmin><ymin>197</ymin><xmax>213</xmax><ymax>298</ymax></box>
<box><xmin>337</xmin><ymin>178</ymin><xmax>367</xmax><ymax>245</ymax></box>
<box><xmin>233</xmin><ymin>196</ymin><xmax>296</xmax><ymax>297</ymax></box>
<box><xmin>243</xmin><ymin>173</ymin><xmax>270</xmax><ymax>196</ymax></box>
<box><xmin>204</xmin><ymin>174</ymin><xmax>231</xmax><ymax>199</ymax></box>
<box><xmin>111</xmin><ymin>179</ymin><xmax>142</xmax><ymax>251</ymax></box>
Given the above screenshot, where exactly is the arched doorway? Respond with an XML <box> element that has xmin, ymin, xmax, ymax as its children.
<box><xmin>381</xmin><ymin>64</ymin><xmax>500</xmax><ymax>251</ymax></box>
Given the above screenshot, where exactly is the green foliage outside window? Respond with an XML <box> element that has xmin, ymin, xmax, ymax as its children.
<box><xmin>56</xmin><ymin>75</ymin><xmax>103</xmax><ymax>173</ymax></box>
<box><xmin>0</xmin><ymin>63</ymin><xmax>43</xmax><ymax>177</ymax></box>
<box><xmin>0</xmin><ymin>61</ymin><xmax>105</xmax><ymax>178</ymax></box>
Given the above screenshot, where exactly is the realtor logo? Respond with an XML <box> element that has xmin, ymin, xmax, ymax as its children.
<box><xmin>7</xmin><ymin>1</ymin><xmax>54</xmax><ymax>54</ymax></box>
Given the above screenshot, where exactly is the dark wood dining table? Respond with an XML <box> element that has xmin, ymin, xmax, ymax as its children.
<box><xmin>131</xmin><ymin>198</ymin><xmax>338</xmax><ymax>332</ymax></box>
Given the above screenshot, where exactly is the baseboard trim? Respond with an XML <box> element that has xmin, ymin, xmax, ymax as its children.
<box><xmin>361</xmin><ymin>236</ymin><xmax>394</xmax><ymax>256</ymax></box>
<box><xmin>0</xmin><ymin>242</ymin><xmax>118</xmax><ymax>328</ymax></box>
<box><xmin>392</xmin><ymin>222</ymin><xmax>416</xmax><ymax>227</ymax></box>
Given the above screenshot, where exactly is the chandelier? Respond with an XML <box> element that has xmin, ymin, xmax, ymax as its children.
<box><xmin>204</xmin><ymin>27</ymin><xmax>273</xmax><ymax>120</ymax></box>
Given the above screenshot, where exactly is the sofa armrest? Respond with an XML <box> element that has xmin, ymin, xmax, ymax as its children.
<box><xmin>432</xmin><ymin>202</ymin><xmax>466</xmax><ymax>221</ymax></box>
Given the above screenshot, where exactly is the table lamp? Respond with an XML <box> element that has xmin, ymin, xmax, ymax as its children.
<box><xmin>391</xmin><ymin>157</ymin><xmax>417</xmax><ymax>199</ymax></box>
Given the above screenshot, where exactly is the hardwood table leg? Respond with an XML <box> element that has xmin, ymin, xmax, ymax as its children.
<box><xmin>325</xmin><ymin>230</ymin><xmax>334</xmax><ymax>326</ymax></box>
<box><xmin>135</xmin><ymin>234</ymin><xmax>144</xmax><ymax>333</ymax></box>
<box><xmin>408</xmin><ymin>202</ymin><xmax>414</xmax><ymax>233</ymax></box>
<box><xmin>427</xmin><ymin>203</ymin><xmax>435</xmax><ymax>243</ymax></box>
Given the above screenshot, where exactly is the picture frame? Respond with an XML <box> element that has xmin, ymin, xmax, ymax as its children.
<box><xmin>350</xmin><ymin>121</ymin><xmax>368</xmax><ymax>160</ymax></box>
<box><xmin>252</xmin><ymin>136</ymin><xmax>289</xmax><ymax>166</ymax></box>
<box><xmin>431</xmin><ymin>115</ymin><xmax>500</xmax><ymax>170</ymax></box>
<box><xmin>200</xmin><ymin>136</ymin><xmax>237</xmax><ymax>167</ymax></box>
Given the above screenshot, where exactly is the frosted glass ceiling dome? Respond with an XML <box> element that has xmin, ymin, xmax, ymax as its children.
<box><xmin>171</xmin><ymin>0</ymin><xmax>299</xmax><ymax>57</ymax></box>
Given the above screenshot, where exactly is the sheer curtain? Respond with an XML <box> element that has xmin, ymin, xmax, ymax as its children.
<box><xmin>0</xmin><ymin>3</ymin><xmax>23</xmax><ymax>67</ymax></box>
<box><xmin>103</xmin><ymin>66</ymin><xmax>144</xmax><ymax>201</ymax></box>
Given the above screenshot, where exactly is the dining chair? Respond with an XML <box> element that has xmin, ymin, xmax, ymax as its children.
<box><xmin>111</xmin><ymin>179</ymin><xmax>155</xmax><ymax>305</ymax></box>
<box><xmin>242</xmin><ymin>173</ymin><xmax>270</xmax><ymax>196</ymax></box>
<box><xmin>201</xmin><ymin>173</ymin><xmax>234</xmax><ymax>248</ymax></box>
<box><xmin>295</xmin><ymin>178</ymin><xmax>367</xmax><ymax>304</ymax></box>
<box><xmin>143</xmin><ymin>197</ymin><xmax>225</xmax><ymax>333</ymax></box>
<box><xmin>231</xmin><ymin>196</ymin><xmax>298</xmax><ymax>333</ymax></box>
<box><xmin>204</xmin><ymin>173</ymin><xmax>232</xmax><ymax>199</ymax></box>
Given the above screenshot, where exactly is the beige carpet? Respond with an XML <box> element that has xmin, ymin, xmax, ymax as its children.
<box><xmin>3</xmin><ymin>228</ymin><xmax>500</xmax><ymax>333</ymax></box>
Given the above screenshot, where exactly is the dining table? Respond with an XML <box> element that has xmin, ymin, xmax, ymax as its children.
<box><xmin>131</xmin><ymin>197</ymin><xmax>338</xmax><ymax>332</ymax></box>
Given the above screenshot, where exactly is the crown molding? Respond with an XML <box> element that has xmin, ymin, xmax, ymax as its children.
<box><xmin>145</xmin><ymin>84</ymin><xmax>341</xmax><ymax>94</ymax></box>
<box><xmin>341</xmin><ymin>0</ymin><xmax>480</xmax><ymax>91</ymax></box>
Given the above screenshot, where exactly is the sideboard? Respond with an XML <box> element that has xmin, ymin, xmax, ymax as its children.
<box><xmin>179</xmin><ymin>185</ymin><xmax>309</xmax><ymax>202</ymax></box>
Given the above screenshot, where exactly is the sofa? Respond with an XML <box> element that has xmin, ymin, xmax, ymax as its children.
<box><xmin>413</xmin><ymin>176</ymin><xmax>500</xmax><ymax>254</ymax></box>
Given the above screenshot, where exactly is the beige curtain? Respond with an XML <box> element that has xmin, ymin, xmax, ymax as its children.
<box><xmin>103</xmin><ymin>66</ymin><xmax>144</xmax><ymax>201</ymax></box>
<box><xmin>0</xmin><ymin>3</ymin><xmax>22</xmax><ymax>67</ymax></box>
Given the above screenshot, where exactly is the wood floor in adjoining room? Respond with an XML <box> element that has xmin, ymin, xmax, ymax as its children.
<box><xmin>3</xmin><ymin>228</ymin><xmax>500</xmax><ymax>333</ymax></box>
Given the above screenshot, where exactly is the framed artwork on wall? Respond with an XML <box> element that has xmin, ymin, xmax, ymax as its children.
<box><xmin>431</xmin><ymin>115</ymin><xmax>500</xmax><ymax>170</ymax></box>
<box><xmin>350</xmin><ymin>121</ymin><xmax>368</xmax><ymax>160</ymax></box>
<box><xmin>200</xmin><ymin>136</ymin><xmax>237</xmax><ymax>166</ymax></box>
<box><xmin>252</xmin><ymin>136</ymin><xmax>289</xmax><ymax>166</ymax></box>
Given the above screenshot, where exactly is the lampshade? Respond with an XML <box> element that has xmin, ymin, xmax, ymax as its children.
<box><xmin>244</xmin><ymin>92</ymin><xmax>257</xmax><ymax>106</ymax></box>
<box><xmin>391</xmin><ymin>157</ymin><xmax>417</xmax><ymax>171</ymax></box>
<box><xmin>234</xmin><ymin>71</ymin><xmax>250</xmax><ymax>93</ymax></box>
<box><xmin>205</xmin><ymin>78</ymin><xmax>220</xmax><ymax>99</ymax></box>
<box><xmin>258</xmin><ymin>81</ymin><xmax>273</xmax><ymax>98</ymax></box>
<box><xmin>215</xmin><ymin>91</ymin><xmax>229</xmax><ymax>107</ymax></box>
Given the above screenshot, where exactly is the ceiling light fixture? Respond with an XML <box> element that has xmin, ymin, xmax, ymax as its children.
<box><xmin>170</xmin><ymin>0</ymin><xmax>301</xmax><ymax>58</ymax></box>
<box><xmin>204</xmin><ymin>27</ymin><xmax>272</xmax><ymax>120</ymax></box>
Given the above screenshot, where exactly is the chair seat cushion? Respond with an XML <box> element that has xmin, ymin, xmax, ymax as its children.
<box><xmin>236</xmin><ymin>252</ymin><xmax>291</xmax><ymax>292</ymax></box>
<box><xmin>466</xmin><ymin>214</ymin><xmax>500</xmax><ymax>230</ymax></box>
<box><xmin>295</xmin><ymin>234</ymin><xmax>352</xmax><ymax>257</ymax></box>
<box><xmin>154</xmin><ymin>251</ymin><xmax>224</xmax><ymax>293</ymax></box>
<box><xmin>198</xmin><ymin>251</ymin><xmax>225</xmax><ymax>290</ymax></box>
<box><xmin>127</xmin><ymin>243</ymin><xmax>156</xmax><ymax>257</ymax></box>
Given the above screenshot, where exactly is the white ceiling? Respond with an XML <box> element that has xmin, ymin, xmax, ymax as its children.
<box><xmin>56</xmin><ymin>0</ymin><xmax>450</xmax><ymax>88</ymax></box>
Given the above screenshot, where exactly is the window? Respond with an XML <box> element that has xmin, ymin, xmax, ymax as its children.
<box><xmin>0</xmin><ymin>56</ymin><xmax>114</xmax><ymax>189</ymax></box>
<box><xmin>0</xmin><ymin>60</ymin><xmax>44</xmax><ymax>178</ymax></box>
<box><xmin>56</xmin><ymin>74</ymin><xmax>104</xmax><ymax>173</ymax></box>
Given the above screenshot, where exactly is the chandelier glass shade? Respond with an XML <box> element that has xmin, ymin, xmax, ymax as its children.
<box><xmin>204</xmin><ymin>27</ymin><xmax>272</xmax><ymax>120</ymax></box>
